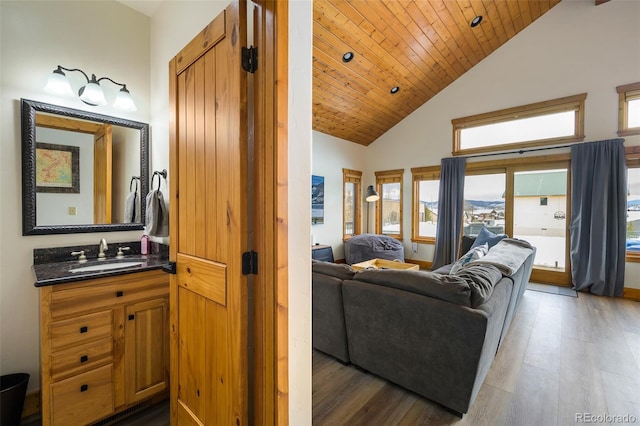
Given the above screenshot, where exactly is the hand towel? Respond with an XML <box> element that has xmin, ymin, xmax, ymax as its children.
<box><xmin>124</xmin><ymin>191</ymin><xmax>136</xmax><ymax>223</ymax></box>
<box><xmin>145</xmin><ymin>189</ymin><xmax>169</xmax><ymax>237</ymax></box>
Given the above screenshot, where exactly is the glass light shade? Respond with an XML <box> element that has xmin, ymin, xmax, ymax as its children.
<box><xmin>44</xmin><ymin>70</ymin><xmax>74</xmax><ymax>97</ymax></box>
<box><xmin>365</xmin><ymin>185</ymin><xmax>379</xmax><ymax>202</ymax></box>
<box><xmin>79</xmin><ymin>82</ymin><xmax>107</xmax><ymax>106</ymax></box>
<box><xmin>113</xmin><ymin>88</ymin><xmax>137</xmax><ymax>111</ymax></box>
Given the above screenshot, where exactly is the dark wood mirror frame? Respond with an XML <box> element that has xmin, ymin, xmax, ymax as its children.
<box><xmin>21</xmin><ymin>98</ymin><xmax>149</xmax><ymax>235</ymax></box>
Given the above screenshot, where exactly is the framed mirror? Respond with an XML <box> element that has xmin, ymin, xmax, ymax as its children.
<box><xmin>21</xmin><ymin>98</ymin><xmax>149</xmax><ymax>235</ymax></box>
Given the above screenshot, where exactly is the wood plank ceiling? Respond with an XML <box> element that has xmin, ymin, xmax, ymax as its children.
<box><xmin>312</xmin><ymin>0</ymin><xmax>562</xmax><ymax>146</ymax></box>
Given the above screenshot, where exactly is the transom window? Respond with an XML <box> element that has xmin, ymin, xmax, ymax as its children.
<box><xmin>452</xmin><ymin>94</ymin><xmax>586</xmax><ymax>156</ymax></box>
<box><xmin>375</xmin><ymin>169</ymin><xmax>403</xmax><ymax>239</ymax></box>
<box><xmin>342</xmin><ymin>168</ymin><xmax>362</xmax><ymax>239</ymax></box>
<box><xmin>617</xmin><ymin>82</ymin><xmax>640</xmax><ymax>137</ymax></box>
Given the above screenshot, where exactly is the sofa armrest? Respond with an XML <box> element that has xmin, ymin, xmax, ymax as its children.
<box><xmin>312</xmin><ymin>272</ymin><xmax>350</xmax><ymax>363</ymax></box>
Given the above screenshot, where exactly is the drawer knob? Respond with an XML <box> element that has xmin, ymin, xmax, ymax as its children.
<box><xmin>80</xmin><ymin>355</ymin><xmax>88</xmax><ymax>363</ymax></box>
<box><xmin>128</xmin><ymin>314</ymin><xmax>135</xmax><ymax>321</ymax></box>
<box><xmin>80</xmin><ymin>384</ymin><xmax>88</xmax><ymax>392</ymax></box>
<box><xmin>116</xmin><ymin>291</ymin><xmax>124</xmax><ymax>297</ymax></box>
<box><xmin>80</xmin><ymin>326</ymin><xmax>88</xmax><ymax>333</ymax></box>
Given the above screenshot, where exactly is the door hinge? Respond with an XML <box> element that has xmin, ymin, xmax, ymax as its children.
<box><xmin>162</xmin><ymin>261</ymin><xmax>177</xmax><ymax>275</ymax></box>
<box><xmin>242</xmin><ymin>250</ymin><xmax>258</xmax><ymax>275</ymax></box>
<box><xmin>242</xmin><ymin>46</ymin><xmax>258</xmax><ymax>73</ymax></box>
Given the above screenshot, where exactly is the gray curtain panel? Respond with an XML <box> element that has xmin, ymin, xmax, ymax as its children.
<box><xmin>570</xmin><ymin>138</ymin><xmax>627</xmax><ymax>296</ymax></box>
<box><xmin>432</xmin><ymin>157</ymin><xmax>466</xmax><ymax>270</ymax></box>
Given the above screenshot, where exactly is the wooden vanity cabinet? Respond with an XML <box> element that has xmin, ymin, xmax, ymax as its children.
<box><xmin>39</xmin><ymin>269</ymin><xmax>169</xmax><ymax>426</ymax></box>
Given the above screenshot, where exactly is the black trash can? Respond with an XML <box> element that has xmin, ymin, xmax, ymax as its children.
<box><xmin>0</xmin><ymin>373</ymin><xmax>30</xmax><ymax>426</ymax></box>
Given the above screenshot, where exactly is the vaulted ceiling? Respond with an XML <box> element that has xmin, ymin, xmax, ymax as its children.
<box><xmin>313</xmin><ymin>0</ymin><xmax>562</xmax><ymax>146</ymax></box>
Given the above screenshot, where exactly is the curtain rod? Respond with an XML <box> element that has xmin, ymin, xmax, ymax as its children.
<box><xmin>461</xmin><ymin>138</ymin><xmax>626</xmax><ymax>159</ymax></box>
<box><xmin>461</xmin><ymin>143</ymin><xmax>575</xmax><ymax>159</ymax></box>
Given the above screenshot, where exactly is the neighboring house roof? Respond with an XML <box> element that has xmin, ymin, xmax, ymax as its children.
<box><xmin>514</xmin><ymin>171</ymin><xmax>567</xmax><ymax>197</ymax></box>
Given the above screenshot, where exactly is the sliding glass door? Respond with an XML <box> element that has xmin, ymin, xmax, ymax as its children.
<box><xmin>508</xmin><ymin>163</ymin><xmax>571</xmax><ymax>285</ymax></box>
<box><xmin>461</xmin><ymin>163</ymin><xmax>571</xmax><ymax>286</ymax></box>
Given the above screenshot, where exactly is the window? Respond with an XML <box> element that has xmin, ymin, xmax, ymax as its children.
<box><xmin>627</xmin><ymin>162</ymin><xmax>640</xmax><ymax>262</ymax></box>
<box><xmin>617</xmin><ymin>82</ymin><xmax>640</xmax><ymax>137</ymax></box>
<box><xmin>452</xmin><ymin>93</ymin><xmax>586</xmax><ymax>156</ymax></box>
<box><xmin>540</xmin><ymin>197</ymin><xmax>548</xmax><ymax>206</ymax></box>
<box><xmin>375</xmin><ymin>169</ymin><xmax>403</xmax><ymax>238</ymax></box>
<box><xmin>343</xmin><ymin>168</ymin><xmax>362</xmax><ymax>239</ymax></box>
<box><xmin>463</xmin><ymin>172</ymin><xmax>506</xmax><ymax>237</ymax></box>
<box><xmin>411</xmin><ymin>166</ymin><xmax>440</xmax><ymax>243</ymax></box>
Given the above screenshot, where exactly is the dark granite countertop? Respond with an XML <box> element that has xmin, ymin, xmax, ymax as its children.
<box><xmin>33</xmin><ymin>255</ymin><xmax>170</xmax><ymax>287</ymax></box>
<box><xmin>32</xmin><ymin>241</ymin><xmax>170</xmax><ymax>287</ymax></box>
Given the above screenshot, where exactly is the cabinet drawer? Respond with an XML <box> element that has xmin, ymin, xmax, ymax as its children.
<box><xmin>50</xmin><ymin>270</ymin><xmax>168</xmax><ymax>319</ymax></box>
<box><xmin>51</xmin><ymin>311</ymin><xmax>112</xmax><ymax>351</ymax></box>
<box><xmin>51</xmin><ymin>338</ymin><xmax>113</xmax><ymax>380</ymax></box>
<box><xmin>51</xmin><ymin>364</ymin><xmax>114</xmax><ymax>426</ymax></box>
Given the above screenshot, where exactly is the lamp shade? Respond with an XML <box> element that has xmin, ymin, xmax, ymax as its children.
<box><xmin>365</xmin><ymin>185</ymin><xmax>379</xmax><ymax>202</ymax></box>
<box><xmin>113</xmin><ymin>87</ymin><xmax>137</xmax><ymax>112</ymax></box>
<box><xmin>44</xmin><ymin>69</ymin><xmax>74</xmax><ymax>97</ymax></box>
<box><xmin>79</xmin><ymin>81</ymin><xmax>107</xmax><ymax>106</ymax></box>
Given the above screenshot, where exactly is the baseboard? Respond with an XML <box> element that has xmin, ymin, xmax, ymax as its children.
<box><xmin>22</xmin><ymin>390</ymin><xmax>40</xmax><ymax>419</ymax></box>
<box><xmin>405</xmin><ymin>259</ymin><xmax>431</xmax><ymax>270</ymax></box>
<box><xmin>623</xmin><ymin>287</ymin><xmax>640</xmax><ymax>301</ymax></box>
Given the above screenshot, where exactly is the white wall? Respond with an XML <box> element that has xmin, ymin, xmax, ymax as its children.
<box><xmin>362</xmin><ymin>0</ymin><xmax>640</xmax><ymax>288</ymax></box>
<box><xmin>0</xmin><ymin>1</ymin><xmax>150</xmax><ymax>391</ymax></box>
<box><xmin>312</xmin><ymin>131</ymin><xmax>367</xmax><ymax>260</ymax></box>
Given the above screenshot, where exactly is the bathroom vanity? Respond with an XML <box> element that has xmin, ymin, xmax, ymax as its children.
<box><xmin>33</xmin><ymin>246</ymin><xmax>169</xmax><ymax>426</ymax></box>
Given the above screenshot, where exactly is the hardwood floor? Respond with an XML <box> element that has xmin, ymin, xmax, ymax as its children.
<box><xmin>313</xmin><ymin>289</ymin><xmax>640</xmax><ymax>426</ymax></box>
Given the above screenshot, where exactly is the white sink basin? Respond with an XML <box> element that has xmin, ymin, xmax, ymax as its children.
<box><xmin>69</xmin><ymin>261</ymin><xmax>143</xmax><ymax>273</ymax></box>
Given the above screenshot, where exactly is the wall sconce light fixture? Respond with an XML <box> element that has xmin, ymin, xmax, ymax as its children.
<box><xmin>44</xmin><ymin>65</ymin><xmax>137</xmax><ymax>112</ymax></box>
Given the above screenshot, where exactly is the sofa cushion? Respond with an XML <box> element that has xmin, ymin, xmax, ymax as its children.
<box><xmin>312</xmin><ymin>259</ymin><xmax>355</xmax><ymax>281</ymax></box>
<box><xmin>353</xmin><ymin>269</ymin><xmax>472</xmax><ymax>307</ymax></box>
<box><xmin>459</xmin><ymin>235</ymin><xmax>476</xmax><ymax>258</ymax></box>
<box><xmin>470</xmin><ymin>227</ymin><xmax>507</xmax><ymax>251</ymax></box>
<box><xmin>452</xmin><ymin>264</ymin><xmax>504</xmax><ymax>308</ymax></box>
<box><xmin>450</xmin><ymin>243</ymin><xmax>488</xmax><ymax>274</ymax></box>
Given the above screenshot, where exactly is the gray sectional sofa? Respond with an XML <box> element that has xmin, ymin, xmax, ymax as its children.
<box><xmin>312</xmin><ymin>239</ymin><xmax>536</xmax><ymax>415</ymax></box>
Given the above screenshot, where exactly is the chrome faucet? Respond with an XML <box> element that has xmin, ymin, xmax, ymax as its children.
<box><xmin>98</xmin><ymin>238</ymin><xmax>108</xmax><ymax>260</ymax></box>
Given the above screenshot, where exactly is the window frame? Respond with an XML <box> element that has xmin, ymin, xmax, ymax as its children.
<box><xmin>451</xmin><ymin>93</ymin><xmax>587</xmax><ymax>156</ymax></box>
<box><xmin>411</xmin><ymin>166</ymin><xmax>440</xmax><ymax>244</ymax></box>
<box><xmin>342</xmin><ymin>168</ymin><xmax>362</xmax><ymax>240</ymax></box>
<box><xmin>626</xmin><ymin>154</ymin><xmax>640</xmax><ymax>263</ymax></box>
<box><xmin>375</xmin><ymin>169</ymin><xmax>404</xmax><ymax>239</ymax></box>
<box><xmin>617</xmin><ymin>82</ymin><xmax>640</xmax><ymax>137</ymax></box>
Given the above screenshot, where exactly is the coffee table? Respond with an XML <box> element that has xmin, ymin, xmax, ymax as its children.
<box><xmin>351</xmin><ymin>258</ymin><xmax>419</xmax><ymax>271</ymax></box>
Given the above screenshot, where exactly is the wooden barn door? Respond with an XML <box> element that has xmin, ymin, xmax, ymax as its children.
<box><xmin>168</xmin><ymin>1</ymin><xmax>249</xmax><ymax>424</ymax></box>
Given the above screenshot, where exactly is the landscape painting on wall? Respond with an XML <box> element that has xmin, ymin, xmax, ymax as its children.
<box><xmin>312</xmin><ymin>175</ymin><xmax>324</xmax><ymax>225</ymax></box>
<box><xmin>36</xmin><ymin>142</ymin><xmax>80</xmax><ymax>193</ymax></box>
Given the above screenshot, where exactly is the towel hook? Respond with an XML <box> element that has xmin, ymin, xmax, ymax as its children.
<box><xmin>151</xmin><ymin>169</ymin><xmax>167</xmax><ymax>191</ymax></box>
<box><xmin>129</xmin><ymin>176</ymin><xmax>139</xmax><ymax>193</ymax></box>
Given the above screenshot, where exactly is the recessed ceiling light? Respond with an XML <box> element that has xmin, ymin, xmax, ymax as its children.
<box><xmin>342</xmin><ymin>52</ymin><xmax>354</xmax><ymax>62</ymax></box>
<box><xmin>470</xmin><ymin>16</ymin><xmax>483</xmax><ymax>28</ymax></box>
<box><xmin>390</xmin><ymin>86</ymin><xmax>400</xmax><ymax>94</ymax></box>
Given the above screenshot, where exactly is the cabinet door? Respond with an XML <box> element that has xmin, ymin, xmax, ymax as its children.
<box><xmin>124</xmin><ymin>298</ymin><xmax>168</xmax><ymax>404</ymax></box>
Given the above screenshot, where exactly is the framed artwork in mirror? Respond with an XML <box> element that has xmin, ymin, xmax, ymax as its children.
<box><xmin>36</xmin><ymin>142</ymin><xmax>80</xmax><ymax>193</ymax></box>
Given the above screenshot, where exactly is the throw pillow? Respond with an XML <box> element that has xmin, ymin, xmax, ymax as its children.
<box><xmin>470</xmin><ymin>227</ymin><xmax>507</xmax><ymax>250</ymax></box>
<box><xmin>450</xmin><ymin>243</ymin><xmax>488</xmax><ymax>274</ymax></box>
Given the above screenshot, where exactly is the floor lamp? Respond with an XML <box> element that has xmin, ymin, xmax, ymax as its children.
<box><xmin>365</xmin><ymin>185</ymin><xmax>379</xmax><ymax>233</ymax></box>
